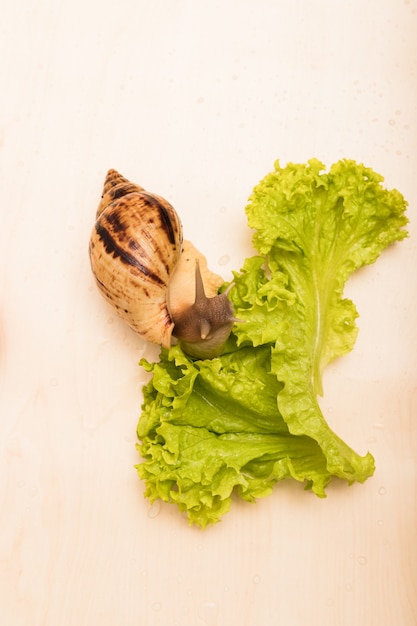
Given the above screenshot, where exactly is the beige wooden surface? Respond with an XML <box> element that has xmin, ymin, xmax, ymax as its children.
<box><xmin>1</xmin><ymin>1</ymin><xmax>416</xmax><ymax>625</ymax></box>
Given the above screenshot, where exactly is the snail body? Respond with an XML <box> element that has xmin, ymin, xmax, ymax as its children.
<box><xmin>89</xmin><ymin>169</ymin><xmax>236</xmax><ymax>359</ymax></box>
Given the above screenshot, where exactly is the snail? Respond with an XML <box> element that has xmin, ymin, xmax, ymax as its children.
<box><xmin>89</xmin><ymin>169</ymin><xmax>237</xmax><ymax>359</ymax></box>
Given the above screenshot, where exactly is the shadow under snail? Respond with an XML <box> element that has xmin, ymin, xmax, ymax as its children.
<box><xmin>89</xmin><ymin>169</ymin><xmax>238</xmax><ymax>359</ymax></box>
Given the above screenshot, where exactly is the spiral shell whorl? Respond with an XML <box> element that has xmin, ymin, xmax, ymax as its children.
<box><xmin>96</xmin><ymin>169</ymin><xmax>143</xmax><ymax>218</ymax></box>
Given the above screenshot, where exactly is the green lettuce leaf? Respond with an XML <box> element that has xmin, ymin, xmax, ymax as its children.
<box><xmin>245</xmin><ymin>158</ymin><xmax>408</xmax><ymax>393</ymax></box>
<box><xmin>135</xmin><ymin>159</ymin><xmax>408</xmax><ymax>527</ymax></box>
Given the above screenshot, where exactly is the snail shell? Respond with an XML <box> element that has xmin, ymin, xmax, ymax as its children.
<box><xmin>89</xmin><ymin>169</ymin><xmax>236</xmax><ymax>358</ymax></box>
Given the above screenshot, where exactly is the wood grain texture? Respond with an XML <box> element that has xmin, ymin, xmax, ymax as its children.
<box><xmin>1</xmin><ymin>1</ymin><xmax>416</xmax><ymax>625</ymax></box>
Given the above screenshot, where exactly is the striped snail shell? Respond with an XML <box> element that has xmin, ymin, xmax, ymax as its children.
<box><xmin>89</xmin><ymin>169</ymin><xmax>236</xmax><ymax>359</ymax></box>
